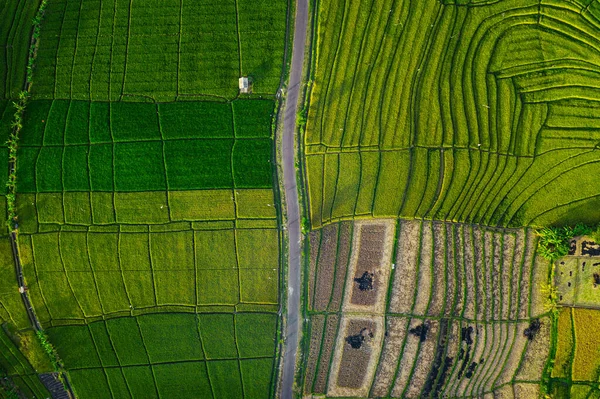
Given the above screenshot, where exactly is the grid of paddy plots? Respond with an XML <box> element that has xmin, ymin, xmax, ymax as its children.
<box><xmin>13</xmin><ymin>97</ymin><xmax>282</xmax><ymax>396</ymax></box>
<box><xmin>302</xmin><ymin>220</ymin><xmax>551</xmax><ymax>398</ymax></box>
<box><xmin>45</xmin><ymin>313</ymin><xmax>278</xmax><ymax>399</ymax></box>
<box><xmin>31</xmin><ymin>0</ymin><xmax>288</xmax><ymax>101</ymax></box>
<box><xmin>304</xmin><ymin>0</ymin><xmax>600</xmax><ymax>229</ymax></box>
<box><xmin>0</xmin><ymin>0</ymin><xmax>43</xmax><ymax>99</ymax></box>
<box><xmin>16</xmin><ymin>99</ymin><xmax>274</xmax><ymax>194</ymax></box>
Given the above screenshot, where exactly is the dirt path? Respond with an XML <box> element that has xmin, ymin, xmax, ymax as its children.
<box><xmin>280</xmin><ymin>0</ymin><xmax>309</xmax><ymax>397</ymax></box>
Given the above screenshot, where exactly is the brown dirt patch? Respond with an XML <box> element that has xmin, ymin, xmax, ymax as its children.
<box><xmin>343</xmin><ymin>220</ymin><xmax>395</xmax><ymax>314</ymax></box>
<box><xmin>427</xmin><ymin>222</ymin><xmax>446</xmax><ymax>317</ymax></box>
<box><xmin>327</xmin><ymin>316</ymin><xmax>384</xmax><ymax>397</ymax></box>
<box><xmin>473</xmin><ymin>227</ymin><xmax>487</xmax><ymax>321</ymax></box>
<box><xmin>308</xmin><ymin>230</ymin><xmax>321</xmax><ymax>311</ymax></box>
<box><xmin>405</xmin><ymin>320</ymin><xmax>440</xmax><ymax>398</ymax></box>
<box><xmin>350</xmin><ymin>224</ymin><xmax>388</xmax><ymax>307</ymax></box>
<box><xmin>492</xmin><ymin>232</ymin><xmax>502</xmax><ymax>321</ymax></box>
<box><xmin>303</xmin><ymin>315</ymin><xmax>326</xmax><ymax>394</ymax></box>
<box><xmin>461</xmin><ymin>323</ymin><xmax>488</xmax><ymax>397</ymax></box>
<box><xmin>413</xmin><ymin>222</ymin><xmax>433</xmax><ymax>316</ymax></box>
<box><xmin>313</xmin><ymin>223</ymin><xmax>339</xmax><ymax>311</ymax></box>
<box><xmin>448</xmin><ymin>223</ymin><xmax>464</xmax><ymax>318</ymax></box>
<box><xmin>328</xmin><ymin>221</ymin><xmax>352</xmax><ymax>312</ymax></box>
<box><xmin>336</xmin><ymin>320</ymin><xmax>376</xmax><ymax>389</ymax></box>
<box><xmin>510</xmin><ymin>230</ymin><xmax>525</xmax><ymax>320</ymax></box>
<box><xmin>463</xmin><ymin>225</ymin><xmax>476</xmax><ymax>320</ymax></box>
<box><xmin>518</xmin><ymin>230</ymin><xmax>536</xmax><ymax>319</ymax></box>
<box><xmin>496</xmin><ymin>322</ymin><xmax>529</xmax><ymax>387</ymax></box>
<box><xmin>391</xmin><ymin>318</ymin><xmax>424</xmax><ymax>397</ymax></box>
<box><xmin>370</xmin><ymin>316</ymin><xmax>408</xmax><ymax>397</ymax></box>
<box><xmin>513</xmin><ymin>383</ymin><xmax>540</xmax><ymax>398</ymax></box>
<box><xmin>313</xmin><ymin>314</ymin><xmax>339</xmax><ymax>393</ymax></box>
<box><xmin>493</xmin><ymin>384</ymin><xmax>515</xmax><ymax>399</ymax></box>
<box><xmin>500</xmin><ymin>234</ymin><xmax>516</xmax><ymax>320</ymax></box>
<box><xmin>484</xmin><ymin>230</ymin><xmax>494</xmax><ymax>321</ymax></box>
<box><xmin>516</xmin><ymin>316</ymin><xmax>551</xmax><ymax>381</ymax></box>
<box><xmin>389</xmin><ymin>220</ymin><xmax>421</xmax><ymax>314</ymax></box>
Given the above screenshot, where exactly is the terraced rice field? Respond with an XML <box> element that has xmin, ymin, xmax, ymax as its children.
<box><xmin>0</xmin><ymin>0</ymin><xmax>289</xmax><ymax>396</ymax></box>
<box><xmin>304</xmin><ymin>0</ymin><xmax>600</xmax><ymax>229</ymax></box>
<box><xmin>302</xmin><ymin>219</ymin><xmax>549</xmax><ymax>398</ymax></box>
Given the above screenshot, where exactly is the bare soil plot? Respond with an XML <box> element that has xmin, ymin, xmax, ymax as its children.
<box><xmin>313</xmin><ymin>223</ymin><xmax>339</xmax><ymax>311</ymax></box>
<box><xmin>308</xmin><ymin>230</ymin><xmax>320</xmax><ymax>310</ymax></box>
<box><xmin>389</xmin><ymin>220</ymin><xmax>421</xmax><ymax>314</ymax></box>
<box><xmin>404</xmin><ymin>320</ymin><xmax>440</xmax><ymax>398</ymax></box>
<box><xmin>343</xmin><ymin>220</ymin><xmax>395</xmax><ymax>314</ymax></box>
<box><xmin>370</xmin><ymin>316</ymin><xmax>408</xmax><ymax>397</ymax></box>
<box><xmin>501</xmin><ymin>234</ymin><xmax>516</xmax><ymax>320</ymax></box>
<box><xmin>328</xmin><ymin>222</ymin><xmax>352</xmax><ymax>312</ymax></box>
<box><xmin>327</xmin><ymin>316</ymin><xmax>384</xmax><ymax>397</ymax></box>
<box><xmin>412</xmin><ymin>222</ymin><xmax>433</xmax><ymax>316</ymax></box>
<box><xmin>313</xmin><ymin>314</ymin><xmax>340</xmax><ymax>394</ymax></box>
<box><xmin>463</xmin><ymin>225</ymin><xmax>476</xmax><ymax>320</ymax></box>
<box><xmin>303</xmin><ymin>315</ymin><xmax>325</xmax><ymax>394</ymax></box>
<box><xmin>515</xmin><ymin>316</ymin><xmax>551</xmax><ymax>381</ymax></box>
<box><xmin>427</xmin><ymin>222</ymin><xmax>446</xmax><ymax>317</ymax></box>
<box><xmin>391</xmin><ymin>318</ymin><xmax>426</xmax><ymax>397</ymax></box>
<box><xmin>518</xmin><ymin>230</ymin><xmax>537</xmax><ymax>319</ymax></box>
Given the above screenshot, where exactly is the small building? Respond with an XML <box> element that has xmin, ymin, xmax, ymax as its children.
<box><xmin>239</xmin><ymin>77</ymin><xmax>250</xmax><ymax>93</ymax></box>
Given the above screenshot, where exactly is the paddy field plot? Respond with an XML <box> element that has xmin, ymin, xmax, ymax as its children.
<box><xmin>302</xmin><ymin>219</ymin><xmax>550</xmax><ymax>398</ymax></box>
<box><xmin>549</xmin><ymin>307</ymin><xmax>600</xmax><ymax>397</ymax></box>
<box><xmin>46</xmin><ymin>312</ymin><xmax>278</xmax><ymax>399</ymax></box>
<box><xmin>31</xmin><ymin>0</ymin><xmax>288</xmax><ymax>101</ymax></box>
<box><xmin>304</xmin><ymin>0</ymin><xmax>600</xmax><ymax>229</ymax></box>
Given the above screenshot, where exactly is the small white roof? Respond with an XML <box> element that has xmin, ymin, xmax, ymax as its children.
<box><xmin>239</xmin><ymin>77</ymin><xmax>248</xmax><ymax>89</ymax></box>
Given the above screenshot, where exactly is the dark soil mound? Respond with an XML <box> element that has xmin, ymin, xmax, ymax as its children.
<box><xmin>354</xmin><ymin>271</ymin><xmax>374</xmax><ymax>291</ymax></box>
<box><xmin>409</xmin><ymin>322</ymin><xmax>429</xmax><ymax>342</ymax></box>
<box><xmin>524</xmin><ymin>319</ymin><xmax>541</xmax><ymax>341</ymax></box>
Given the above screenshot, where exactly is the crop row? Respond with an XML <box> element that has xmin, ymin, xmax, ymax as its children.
<box><xmin>304</xmin><ymin>0</ymin><xmax>600</xmax><ymax>228</ymax></box>
<box><xmin>303</xmin><ymin>219</ymin><xmax>550</xmax><ymax>397</ymax></box>
<box><xmin>19</xmin><ymin>99</ymin><xmax>274</xmax><ymax>146</ymax></box>
<box><xmin>306</xmin><ymin>145</ymin><xmax>600</xmax><ymax>229</ymax></box>
<box><xmin>0</xmin><ymin>329</ymin><xmax>50</xmax><ymax>398</ymax></box>
<box><xmin>31</xmin><ymin>0</ymin><xmax>287</xmax><ymax>101</ymax></box>
<box><xmin>15</xmin><ymin>189</ymin><xmax>277</xmax><ymax>234</ymax></box>
<box><xmin>47</xmin><ymin>312</ymin><xmax>277</xmax><ymax>399</ymax></box>
<box><xmin>0</xmin><ymin>0</ymin><xmax>43</xmax><ymax>99</ymax></box>
<box><xmin>20</xmin><ymin>228</ymin><xmax>280</xmax><ymax>325</ymax></box>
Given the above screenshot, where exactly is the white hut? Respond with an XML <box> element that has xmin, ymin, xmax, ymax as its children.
<box><xmin>239</xmin><ymin>77</ymin><xmax>250</xmax><ymax>93</ymax></box>
<box><xmin>240</xmin><ymin>76</ymin><xmax>250</xmax><ymax>93</ymax></box>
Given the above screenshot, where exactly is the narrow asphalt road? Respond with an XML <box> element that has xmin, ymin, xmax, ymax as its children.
<box><xmin>281</xmin><ymin>0</ymin><xmax>309</xmax><ymax>397</ymax></box>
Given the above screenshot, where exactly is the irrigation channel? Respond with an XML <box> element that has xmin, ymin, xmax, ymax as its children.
<box><xmin>280</xmin><ymin>0</ymin><xmax>309</xmax><ymax>397</ymax></box>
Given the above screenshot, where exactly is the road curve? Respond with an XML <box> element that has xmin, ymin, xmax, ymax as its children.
<box><xmin>280</xmin><ymin>0</ymin><xmax>309</xmax><ymax>397</ymax></box>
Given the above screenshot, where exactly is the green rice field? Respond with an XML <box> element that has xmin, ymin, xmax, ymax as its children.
<box><xmin>0</xmin><ymin>0</ymin><xmax>288</xmax><ymax>396</ymax></box>
<box><xmin>304</xmin><ymin>0</ymin><xmax>600</xmax><ymax>229</ymax></box>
